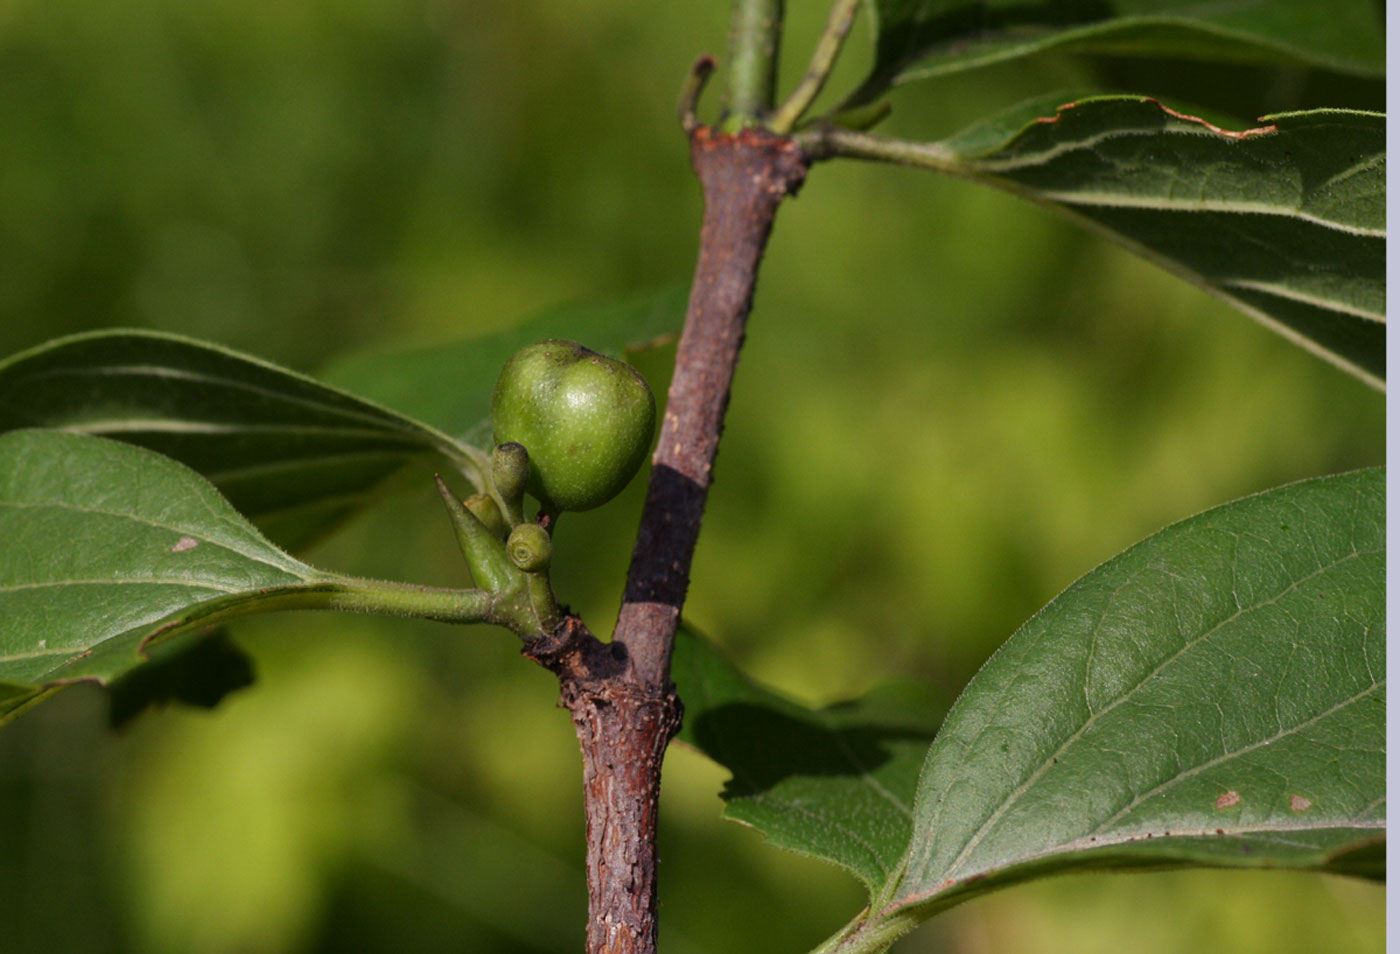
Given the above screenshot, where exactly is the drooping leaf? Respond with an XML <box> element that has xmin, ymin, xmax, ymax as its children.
<box><xmin>0</xmin><ymin>429</ymin><xmax>488</xmax><ymax>725</ymax></box>
<box><xmin>321</xmin><ymin>286</ymin><xmax>687</xmax><ymax>442</ymax></box>
<box><xmin>106</xmin><ymin>628</ymin><xmax>256</xmax><ymax>728</ymax></box>
<box><xmin>672</xmin><ymin>625</ymin><xmax>947</xmax><ymax>891</ymax></box>
<box><xmin>0</xmin><ymin>429</ymin><xmax>331</xmax><ymax>722</ymax></box>
<box><xmin>0</xmin><ymin>330</ymin><xmax>482</xmax><ymax>549</ymax></box>
<box><xmin>939</xmin><ymin>98</ymin><xmax>1383</xmax><ymax>385</ymax></box>
<box><xmin>820</xmin><ymin>468</ymin><xmax>1384</xmax><ymax>953</ymax></box>
<box><xmin>852</xmin><ymin>0</ymin><xmax>1384</xmax><ymax>106</ymax></box>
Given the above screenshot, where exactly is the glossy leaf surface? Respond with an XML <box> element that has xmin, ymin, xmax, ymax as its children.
<box><xmin>819</xmin><ymin>468</ymin><xmax>1383</xmax><ymax>952</ymax></box>
<box><xmin>0</xmin><ymin>330</ymin><xmax>478</xmax><ymax>548</ymax></box>
<box><xmin>942</xmin><ymin>98</ymin><xmax>1384</xmax><ymax>385</ymax></box>
<box><xmin>672</xmin><ymin>626</ymin><xmax>946</xmax><ymax>891</ymax></box>
<box><xmin>854</xmin><ymin>0</ymin><xmax>1384</xmax><ymax>104</ymax></box>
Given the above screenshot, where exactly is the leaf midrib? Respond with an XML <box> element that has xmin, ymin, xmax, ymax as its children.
<box><xmin>62</xmin><ymin>420</ymin><xmax>426</xmax><ymax>441</ymax></box>
<box><xmin>1007</xmin><ymin>190</ymin><xmax>1384</xmax><ymax>238</ymax></box>
<box><xmin>0</xmin><ymin>577</ymin><xmax>242</xmax><ymax>596</ymax></box>
<box><xmin>0</xmin><ymin>498</ymin><xmax>309</xmax><ymax>577</ymax></box>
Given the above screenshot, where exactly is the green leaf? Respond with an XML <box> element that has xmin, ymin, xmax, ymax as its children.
<box><xmin>822</xmin><ymin>468</ymin><xmax>1384</xmax><ymax>953</ymax></box>
<box><xmin>0</xmin><ymin>430</ymin><xmax>489</xmax><ymax>725</ymax></box>
<box><xmin>320</xmin><ymin>286</ymin><xmax>687</xmax><ymax>442</ymax></box>
<box><xmin>853</xmin><ymin>0</ymin><xmax>1384</xmax><ymax>105</ymax></box>
<box><xmin>0</xmin><ymin>429</ymin><xmax>330</xmax><ymax>722</ymax></box>
<box><xmin>106</xmin><ymin>629</ymin><xmax>256</xmax><ymax>728</ymax></box>
<box><xmin>944</xmin><ymin>98</ymin><xmax>1384</xmax><ymax>385</ymax></box>
<box><xmin>0</xmin><ymin>330</ymin><xmax>481</xmax><ymax>549</ymax></box>
<box><xmin>672</xmin><ymin>625</ymin><xmax>947</xmax><ymax>892</ymax></box>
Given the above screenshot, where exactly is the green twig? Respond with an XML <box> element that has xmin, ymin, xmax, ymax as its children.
<box><xmin>805</xmin><ymin>906</ymin><xmax>923</xmax><ymax>954</ymax></box>
<box><xmin>131</xmin><ymin>580</ymin><xmax>500</xmax><ymax>649</ymax></box>
<box><xmin>723</xmin><ymin>0</ymin><xmax>784</xmax><ymax>130</ymax></box>
<box><xmin>524</xmin><ymin>573</ymin><xmax>562</xmax><ymax>633</ymax></box>
<box><xmin>795</xmin><ymin>124</ymin><xmax>966</xmax><ymax>176</ymax></box>
<box><xmin>333</xmin><ymin>573</ymin><xmax>559</xmax><ymax>639</ymax></box>
<box><xmin>317</xmin><ymin>577</ymin><xmax>496</xmax><ymax>624</ymax></box>
<box><xmin>768</xmin><ymin>0</ymin><xmax>862</xmax><ymax>134</ymax></box>
<box><xmin>679</xmin><ymin>55</ymin><xmax>718</xmax><ymax>132</ymax></box>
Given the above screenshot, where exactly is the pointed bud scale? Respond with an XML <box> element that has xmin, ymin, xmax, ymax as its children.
<box><xmin>434</xmin><ymin>474</ymin><xmax>515</xmax><ymax>592</ymax></box>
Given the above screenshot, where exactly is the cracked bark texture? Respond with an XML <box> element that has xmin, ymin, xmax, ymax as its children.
<box><xmin>571</xmin><ymin>683</ymin><xmax>683</xmax><ymax>954</ymax></box>
<box><xmin>532</xmin><ymin>127</ymin><xmax>808</xmax><ymax>954</ymax></box>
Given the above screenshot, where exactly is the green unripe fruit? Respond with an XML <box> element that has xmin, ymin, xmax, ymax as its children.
<box><xmin>507</xmin><ymin>522</ymin><xmax>552</xmax><ymax>572</ymax></box>
<box><xmin>491</xmin><ymin>339</ymin><xmax>656</xmax><ymax>512</ymax></box>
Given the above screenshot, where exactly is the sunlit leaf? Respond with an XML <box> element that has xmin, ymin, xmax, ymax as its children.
<box><xmin>936</xmin><ymin>98</ymin><xmax>1383</xmax><ymax>384</ymax></box>
<box><xmin>818</xmin><ymin>468</ymin><xmax>1383</xmax><ymax>953</ymax></box>
<box><xmin>0</xmin><ymin>429</ymin><xmax>339</xmax><ymax>722</ymax></box>
<box><xmin>0</xmin><ymin>430</ymin><xmax>485</xmax><ymax>725</ymax></box>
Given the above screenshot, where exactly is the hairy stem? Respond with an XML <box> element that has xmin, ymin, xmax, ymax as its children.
<box><xmin>795</xmin><ymin>124</ymin><xmax>966</xmax><ymax>176</ymax></box>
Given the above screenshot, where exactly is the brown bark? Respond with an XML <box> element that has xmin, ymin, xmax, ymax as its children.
<box><xmin>615</xmin><ymin>126</ymin><xmax>808</xmax><ymax>691</ymax></box>
<box><xmin>529</xmin><ymin>126</ymin><xmax>807</xmax><ymax>954</ymax></box>
<box><xmin>570</xmin><ymin>681</ymin><xmax>682</xmax><ymax>953</ymax></box>
<box><xmin>525</xmin><ymin>617</ymin><xmax>684</xmax><ymax>954</ymax></box>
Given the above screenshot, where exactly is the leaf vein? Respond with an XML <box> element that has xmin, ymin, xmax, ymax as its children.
<box><xmin>1090</xmin><ymin>679</ymin><xmax>1385</xmax><ymax>834</ymax></box>
<box><xmin>934</xmin><ymin>544</ymin><xmax>1375</xmax><ymax>882</ymax></box>
<box><xmin>0</xmin><ymin>499</ymin><xmax>308</xmax><ymax>577</ymax></box>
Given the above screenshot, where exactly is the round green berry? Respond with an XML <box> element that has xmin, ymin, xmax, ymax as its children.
<box><xmin>491</xmin><ymin>339</ymin><xmax>655</xmax><ymax>512</ymax></box>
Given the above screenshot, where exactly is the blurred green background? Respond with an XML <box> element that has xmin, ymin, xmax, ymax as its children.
<box><xmin>0</xmin><ymin>1</ymin><xmax>1384</xmax><ymax>953</ymax></box>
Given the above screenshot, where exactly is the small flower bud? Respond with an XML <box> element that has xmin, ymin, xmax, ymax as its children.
<box><xmin>492</xmin><ymin>442</ymin><xmax>531</xmax><ymax>504</ymax></box>
<box><xmin>464</xmin><ymin>493</ymin><xmax>507</xmax><ymax>539</ymax></box>
<box><xmin>506</xmin><ymin>522</ymin><xmax>552</xmax><ymax>572</ymax></box>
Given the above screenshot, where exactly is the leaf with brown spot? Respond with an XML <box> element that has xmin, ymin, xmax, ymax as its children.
<box><xmin>0</xmin><ymin>430</ymin><xmax>344</xmax><ymax>724</ymax></box>
<box><xmin>814</xmin><ymin>469</ymin><xmax>1384</xmax><ymax>953</ymax></box>
<box><xmin>1216</xmin><ymin>791</ymin><xmax>1242</xmax><ymax>810</ymax></box>
<box><xmin>937</xmin><ymin>98</ymin><xmax>1385</xmax><ymax>386</ymax></box>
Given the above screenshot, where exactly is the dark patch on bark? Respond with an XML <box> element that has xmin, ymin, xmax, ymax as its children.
<box><xmin>615</xmin><ymin>126</ymin><xmax>808</xmax><ymax>692</ymax></box>
<box><xmin>528</xmin><ymin>126</ymin><xmax>808</xmax><ymax>954</ymax></box>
